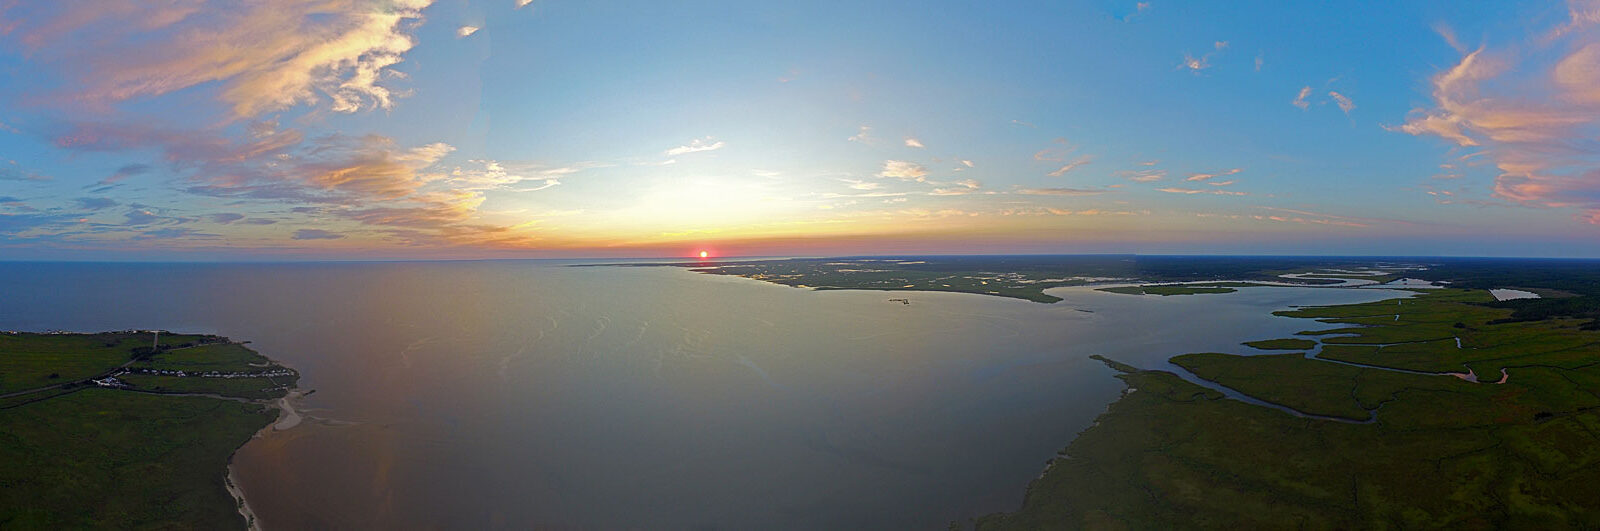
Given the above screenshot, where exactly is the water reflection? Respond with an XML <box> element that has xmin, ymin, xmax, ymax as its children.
<box><xmin>0</xmin><ymin>261</ymin><xmax>1405</xmax><ymax>529</ymax></box>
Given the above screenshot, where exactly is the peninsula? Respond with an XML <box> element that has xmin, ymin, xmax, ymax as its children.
<box><xmin>0</xmin><ymin>331</ymin><xmax>297</xmax><ymax>529</ymax></box>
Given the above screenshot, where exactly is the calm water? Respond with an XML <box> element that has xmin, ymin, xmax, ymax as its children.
<box><xmin>0</xmin><ymin>261</ymin><xmax>1405</xmax><ymax>529</ymax></box>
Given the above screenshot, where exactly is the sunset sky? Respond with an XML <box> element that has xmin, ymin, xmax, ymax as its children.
<box><xmin>3</xmin><ymin>1</ymin><xmax>1600</xmax><ymax>259</ymax></box>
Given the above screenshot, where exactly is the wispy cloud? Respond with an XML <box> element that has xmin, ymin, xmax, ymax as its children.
<box><xmin>930</xmin><ymin>179</ymin><xmax>984</xmax><ymax>195</ymax></box>
<box><xmin>0</xmin><ymin>161</ymin><xmax>50</xmax><ymax>181</ymax></box>
<box><xmin>848</xmin><ymin>125</ymin><xmax>872</xmax><ymax>143</ymax></box>
<box><xmin>1032</xmin><ymin>138</ymin><xmax>1073</xmax><ymax>162</ymax></box>
<box><xmin>1292</xmin><ymin>86</ymin><xmax>1312</xmax><ymax>109</ymax></box>
<box><xmin>1157</xmin><ymin>187</ymin><xmax>1247</xmax><ymax>196</ymax></box>
<box><xmin>1329</xmin><ymin>91</ymin><xmax>1355</xmax><ymax>114</ymax></box>
<box><xmin>878</xmin><ymin>160</ymin><xmax>929</xmax><ymax>181</ymax></box>
<box><xmin>91</xmin><ymin>164</ymin><xmax>150</xmax><ymax>188</ymax></box>
<box><xmin>665</xmin><ymin>137</ymin><xmax>725</xmax><ymax>156</ymax></box>
<box><xmin>74</xmin><ymin>197</ymin><xmax>118</xmax><ymax>210</ymax></box>
<box><xmin>839</xmin><ymin>178</ymin><xmax>881</xmax><ymax>191</ymax></box>
<box><xmin>904</xmin><ymin>137</ymin><xmax>924</xmax><ymax>148</ymax></box>
<box><xmin>1179</xmin><ymin>41</ymin><xmax>1228</xmax><ymax>73</ymax></box>
<box><xmin>1048</xmin><ymin>155</ymin><xmax>1093</xmax><ymax>177</ymax></box>
<box><xmin>1186</xmin><ymin>168</ymin><xmax>1242</xmax><ymax>181</ymax></box>
<box><xmin>1391</xmin><ymin>4</ymin><xmax>1600</xmax><ymax>223</ymax></box>
<box><xmin>1119</xmin><ymin>2</ymin><xmax>1152</xmax><ymax>22</ymax></box>
<box><xmin>10</xmin><ymin>0</ymin><xmax>435</xmax><ymax>118</ymax></box>
<box><xmin>1016</xmin><ymin>187</ymin><xmax>1107</xmax><ymax>196</ymax></box>
<box><xmin>1179</xmin><ymin>53</ymin><xmax>1211</xmax><ymax>72</ymax></box>
<box><xmin>457</xmin><ymin>26</ymin><xmax>480</xmax><ymax>38</ymax></box>
<box><xmin>1119</xmin><ymin>168</ymin><xmax>1167</xmax><ymax>182</ymax></box>
<box><xmin>292</xmin><ymin>228</ymin><xmax>345</xmax><ymax>240</ymax></box>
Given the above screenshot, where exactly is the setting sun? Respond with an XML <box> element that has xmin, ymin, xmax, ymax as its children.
<box><xmin>699</xmin><ymin>250</ymin><xmax>709</xmax><ymax>259</ymax></box>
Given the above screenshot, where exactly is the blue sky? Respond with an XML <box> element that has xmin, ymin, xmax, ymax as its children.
<box><xmin>1</xmin><ymin>0</ymin><xmax>1599</xmax><ymax>259</ymax></box>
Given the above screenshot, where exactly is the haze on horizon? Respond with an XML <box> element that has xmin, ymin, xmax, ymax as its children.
<box><xmin>2</xmin><ymin>1</ymin><xmax>1600</xmax><ymax>260</ymax></box>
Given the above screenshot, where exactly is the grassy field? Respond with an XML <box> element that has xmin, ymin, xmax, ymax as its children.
<box><xmin>0</xmin><ymin>333</ymin><xmax>144</xmax><ymax>392</ymax></box>
<box><xmin>0</xmin><ymin>389</ymin><xmax>272</xmax><ymax>529</ymax></box>
<box><xmin>0</xmin><ymin>331</ymin><xmax>295</xmax><ymax>529</ymax></box>
<box><xmin>973</xmin><ymin>287</ymin><xmax>1600</xmax><ymax>529</ymax></box>
<box><xmin>1242</xmin><ymin>338</ymin><xmax>1317</xmax><ymax>350</ymax></box>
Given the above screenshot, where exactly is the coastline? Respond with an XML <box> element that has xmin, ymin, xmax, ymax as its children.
<box><xmin>225</xmin><ymin>367</ymin><xmax>305</xmax><ymax>531</ymax></box>
<box><xmin>225</xmin><ymin>463</ymin><xmax>262</xmax><ymax>531</ymax></box>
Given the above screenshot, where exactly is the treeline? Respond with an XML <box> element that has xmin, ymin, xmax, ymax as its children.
<box><xmin>1417</xmin><ymin>258</ymin><xmax>1600</xmax><ymax>330</ymax></box>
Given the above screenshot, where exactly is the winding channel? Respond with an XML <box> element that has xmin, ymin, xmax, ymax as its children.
<box><xmin>1151</xmin><ymin>273</ymin><xmax>1515</xmax><ymax>424</ymax></box>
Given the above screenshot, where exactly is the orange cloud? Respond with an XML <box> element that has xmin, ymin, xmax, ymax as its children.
<box><xmin>9</xmin><ymin>0</ymin><xmax>433</xmax><ymax>118</ymax></box>
<box><xmin>1393</xmin><ymin>2</ymin><xmax>1600</xmax><ymax>223</ymax></box>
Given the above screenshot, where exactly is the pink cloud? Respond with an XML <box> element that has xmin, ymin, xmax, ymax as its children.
<box><xmin>8</xmin><ymin>0</ymin><xmax>433</xmax><ymax>119</ymax></box>
<box><xmin>1392</xmin><ymin>2</ymin><xmax>1600</xmax><ymax>224</ymax></box>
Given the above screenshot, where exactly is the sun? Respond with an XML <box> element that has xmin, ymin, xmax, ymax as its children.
<box><xmin>699</xmin><ymin>250</ymin><xmax>710</xmax><ymax>259</ymax></box>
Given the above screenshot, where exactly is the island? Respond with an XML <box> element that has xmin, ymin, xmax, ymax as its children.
<box><xmin>0</xmin><ymin>331</ymin><xmax>297</xmax><ymax>529</ymax></box>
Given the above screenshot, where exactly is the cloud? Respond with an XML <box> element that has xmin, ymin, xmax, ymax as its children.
<box><xmin>74</xmin><ymin>197</ymin><xmax>118</xmax><ymax>210</ymax></box>
<box><xmin>840</xmin><ymin>178</ymin><xmax>881</xmax><ymax>191</ymax></box>
<box><xmin>1119</xmin><ymin>2</ymin><xmax>1152</xmax><ymax>22</ymax></box>
<box><xmin>52</xmin><ymin>121</ymin><xmax>565</xmax><ymax>246</ymax></box>
<box><xmin>1255</xmin><ymin>51</ymin><xmax>1264</xmax><ymax>71</ymax></box>
<box><xmin>1048</xmin><ymin>155</ymin><xmax>1093</xmax><ymax>177</ymax></box>
<box><xmin>931</xmin><ymin>178</ymin><xmax>985</xmax><ymax>195</ymax></box>
<box><xmin>665</xmin><ymin>137</ymin><xmax>725</xmax><ymax>156</ymax></box>
<box><xmin>960</xmin><ymin>159</ymin><xmax>974</xmax><ymax>168</ymax></box>
<box><xmin>1010</xmin><ymin>119</ymin><xmax>1037</xmax><ymax>128</ymax></box>
<box><xmin>131</xmin><ymin>227</ymin><xmax>220</xmax><ymax>241</ymax></box>
<box><xmin>0</xmin><ymin>161</ymin><xmax>50</xmax><ymax>181</ymax></box>
<box><xmin>94</xmin><ymin>163</ymin><xmax>150</xmax><ymax>187</ymax></box>
<box><xmin>1119</xmin><ymin>168</ymin><xmax>1167</xmax><ymax>182</ymax></box>
<box><xmin>1180</xmin><ymin>43</ymin><xmax>1227</xmax><ymax>73</ymax></box>
<box><xmin>878</xmin><ymin>160</ymin><xmax>928</xmax><ymax>181</ymax></box>
<box><xmin>1157</xmin><ymin>187</ymin><xmax>1248</xmax><ymax>196</ymax></box>
<box><xmin>1033</xmin><ymin>137</ymin><xmax>1074</xmax><ymax>162</ymax></box>
<box><xmin>208</xmin><ymin>213</ymin><xmax>245</xmax><ymax>224</ymax></box>
<box><xmin>8</xmin><ymin>0</ymin><xmax>435</xmax><ymax>119</ymax></box>
<box><xmin>1207</xmin><ymin>180</ymin><xmax>1236</xmax><ymax>186</ymax></box>
<box><xmin>1329</xmin><ymin>91</ymin><xmax>1355</xmax><ymax>114</ymax></box>
<box><xmin>848</xmin><ymin>125</ymin><xmax>872</xmax><ymax>143</ymax></box>
<box><xmin>1292</xmin><ymin>86</ymin><xmax>1312</xmax><ymax>109</ymax></box>
<box><xmin>125</xmin><ymin>209</ymin><xmax>162</xmax><ymax>225</ymax></box>
<box><xmin>291</xmin><ymin>228</ymin><xmax>345</xmax><ymax>240</ymax></box>
<box><xmin>1392</xmin><ymin>4</ymin><xmax>1600</xmax><ymax>223</ymax></box>
<box><xmin>457</xmin><ymin>26</ymin><xmax>480</xmax><ymax>38</ymax></box>
<box><xmin>516</xmin><ymin>0</ymin><xmax>535</xmax><ymax>7</ymax></box>
<box><xmin>904</xmin><ymin>137</ymin><xmax>924</xmax><ymax>148</ymax></box>
<box><xmin>1016</xmin><ymin>187</ymin><xmax>1107</xmax><ymax>196</ymax></box>
<box><xmin>1185</xmin><ymin>168</ymin><xmax>1242</xmax><ymax>181</ymax></box>
<box><xmin>1250</xmin><ymin>207</ymin><xmax>1396</xmax><ymax>228</ymax></box>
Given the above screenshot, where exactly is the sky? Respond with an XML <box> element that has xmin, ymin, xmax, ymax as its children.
<box><xmin>2</xmin><ymin>0</ymin><xmax>1600</xmax><ymax>260</ymax></box>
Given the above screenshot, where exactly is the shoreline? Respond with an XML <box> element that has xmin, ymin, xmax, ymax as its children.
<box><xmin>225</xmin><ymin>368</ymin><xmax>306</xmax><ymax>531</ymax></box>
<box><xmin>225</xmin><ymin>462</ymin><xmax>262</xmax><ymax>531</ymax></box>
